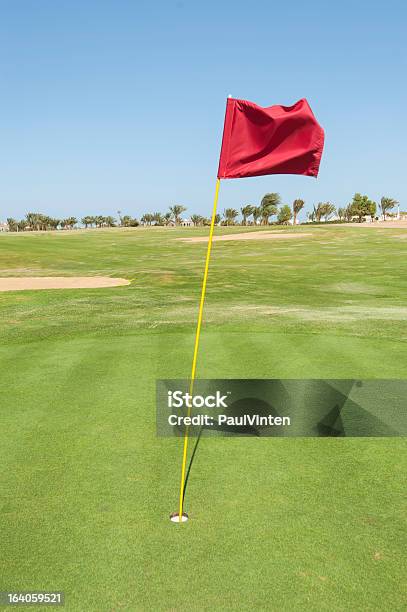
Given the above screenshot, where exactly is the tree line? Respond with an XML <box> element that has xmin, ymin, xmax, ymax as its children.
<box><xmin>308</xmin><ymin>195</ymin><xmax>398</xmax><ymax>223</ymax></box>
<box><xmin>5</xmin><ymin>194</ymin><xmax>398</xmax><ymax>232</ymax></box>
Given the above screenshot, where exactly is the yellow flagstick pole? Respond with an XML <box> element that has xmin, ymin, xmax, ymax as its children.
<box><xmin>177</xmin><ymin>177</ymin><xmax>221</xmax><ymax>521</ymax></box>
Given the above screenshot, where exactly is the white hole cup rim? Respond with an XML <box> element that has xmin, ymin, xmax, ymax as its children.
<box><xmin>170</xmin><ymin>512</ymin><xmax>189</xmax><ymax>523</ymax></box>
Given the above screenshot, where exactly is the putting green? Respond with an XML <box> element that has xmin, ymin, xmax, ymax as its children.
<box><xmin>0</xmin><ymin>225</ymin><xmax>406</xmax><ymax>610</ymax></box>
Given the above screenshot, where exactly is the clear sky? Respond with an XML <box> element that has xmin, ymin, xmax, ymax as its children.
<box><xmin>0</xmin><ymin>0</ymin><xmax>406</xmax><ymax>222</ymax></box>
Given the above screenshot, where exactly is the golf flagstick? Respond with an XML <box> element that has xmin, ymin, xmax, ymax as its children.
<box><xmin>173</xmin><ymin>95</ymin><xmax>324</xmax><ymax>522</ymax></box>
<box><xmin>177</xmin><ymin>178</ymin><xmax>221</xmax><ymax>521</ymax></box>
<box><xmin>182</xmin><ymin>424</ymin><xmax>204</xmax><ymax>503</ymax></box>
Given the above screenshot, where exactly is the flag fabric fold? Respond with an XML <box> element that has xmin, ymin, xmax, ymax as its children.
<box><xmin>217</xmin><ymin>97</ymin><xmax>324</xmax><ymax>179</ymax></box>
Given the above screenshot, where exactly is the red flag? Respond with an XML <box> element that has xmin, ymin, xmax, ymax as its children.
<box><xmin>217</xmin><ymin>97</ymin><xmax>324</xmax><ymax>179</ymax></box>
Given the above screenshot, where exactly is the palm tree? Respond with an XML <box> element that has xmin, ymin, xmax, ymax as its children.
<box><xmin>164</xmin><ymin>212</ymin><xmax>172</xmax><ymax>225</ymax></box>
<box><xmin>323</xmin><ymin>202</ymin><xmax>336</xmax><ymax>221</ymax></box>
<box><xmin>61</xmin><ymin>217</ymin><xmax>77</xmax><ymax>229</ymax></box>
<box><xmin>277</xmin><ymin>205</ymin><xmax>293</xmax><ymax>225</ymax></box>
<box><xmin>316</xmin><ymin>204</ymin><xmax>326</xmax><ymax>222</ymax></box>
<box><xmin>314</xmin><ymin>202</ymin><xmax>336</xmax><ymax>221</ymax></box>
<box><xmin>190</xmin><ymin>214</ymin><xmax>203</xmax><ymax>226</ymax></box>
<box><xmin>26</xmin><ymin>212</ymin><xmax>41</xmax><ymax>231</ymax></box>
<box><xmin>337</xmin><ymin>207</ymin><xmax>346</xmax><ymax>221</ymax></box>
<box><xmin>81</xmin><ymin>216</ymin><xmax>93</xmax><ymax>228</ymax></box>
<box><xmin>152</xmin><ymin>212</ymin><xmax>164</xmax><ymax>225</ymax></box>
<box><xmin>48</xmin><ymin>218</ymin><xmax>60</xmax><ymax>230</ymax></box>
<box><xmin>260</xmin><ymin>193</ymin><xmax>280</xmax><ymax>225</ymax></box>
<box><xmin>169</xmin><ymin>205</ymin><xmax>187</xmax><ymax>225</ymax></box>
<box><xmin>105</xmin><ymin>216</ymin><xmax>116</xmax><ymax>227</ymax></box>
<box><xmin>214</xmin><ymin>214</ymin><xmax>221</xmax><ymax>225</ymax></box>
<box><xmin>380</xmin><ymin>196</ymin><xmax>398</xmax><ymax>220</ymax></box>
<box><xmin>344</xmin><ymin>205</ymin><xmax>353</xmax><ymax>222</ymax></box>
<box><xmin>315</xmin><ymin>202</ymin><xmax>335</xmax><ymax>222</ymax></box>
<box><xmin>223</xmin><ymin>208</ymin><xmax>239</xmax><ymax>226</ymax></box>
<box><xmin>7</xmin><ymin>218</ymin><xmax>18</xmax><ymax>232</ymax></box>
<box><xmin>39</xmin><ymin>215</ymin><xmax>49</xmax><ymax>230</ymax></box>
<box><xmin>292</xmin><ymin>199</ymin><xmax>305</xmax><ymax>225</ymax></box>
<box><xmin>252</xmin><ymin>206</ymin><xmax>261</xmax><ymax>225</ymax></box>
<box><xmin>307</xmin><ymin>206</ymin><xmax>317</xmax><ymax>222</ymax></box>
<box><xmin>241</xmin><ymin>205</ymin><xmax>254</xmax><ymax>225</ymax></box>
<box><xmin>141</xmin><ymin>214</ymin><xmax>153</xmax><ymax>226</ymax></box>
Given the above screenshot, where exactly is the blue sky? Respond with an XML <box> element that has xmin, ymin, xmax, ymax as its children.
<box><xmin>0</xmin><ymin>0</ymin><xmax>406</xmax><ymax>221</ymax></box>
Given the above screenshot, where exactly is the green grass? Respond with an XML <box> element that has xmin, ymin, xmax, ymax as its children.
<box><xmin>0</xmin><ymin>225</ymin><xmax>406</xmax><ymax>611</ymax></box>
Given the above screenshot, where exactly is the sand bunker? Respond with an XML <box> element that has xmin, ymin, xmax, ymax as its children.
<box><xmin>0</xmin><ymin>277</ymin><xmax>130</xmax><ymax>292</ymax></box>
<box><xmin>331</xmin><ymin>220</ymin><xmax>407</xmax><ymax>229</ymax></box>
<box><xmin>178</xmin><ymin>231</ymin><xmax>312</xmax><ymax>243</ymax></box>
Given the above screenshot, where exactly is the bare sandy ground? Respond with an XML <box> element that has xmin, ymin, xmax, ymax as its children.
<box><xmin>0</xmin><ymin>277</ymin><xmax>130</xmax><ymax>292</ymax></box>
<box><xmin>332</xmin><ymin>220</ymin><xmax>407</xmax><ymax>229</ymax></box>
<box><xmin>177</xmin><ymin>231</ymin><xmax>313</xmax><ymax>243</ymax></box>
<box><xmin>177</xmin><ymin>221</ymin><xmax>407</xmax><ymax>243</ymax></box>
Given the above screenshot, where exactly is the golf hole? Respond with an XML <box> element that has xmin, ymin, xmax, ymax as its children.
<box><xmin>169</xmin><ymin>512</ymin><xmax>189</xmax><ymax>523</ymax></box>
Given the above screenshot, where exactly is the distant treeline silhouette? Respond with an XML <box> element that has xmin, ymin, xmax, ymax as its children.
<box><xmin>5</xmin><ymin>194</ymin><xmax>399</xmax><ymax>231</ymax></box>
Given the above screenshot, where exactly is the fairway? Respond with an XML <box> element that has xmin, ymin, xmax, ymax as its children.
<box><xmin>1</xmin><ymin>225</ymin><xmax>406</xmax><ymax>611</ymax></box>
